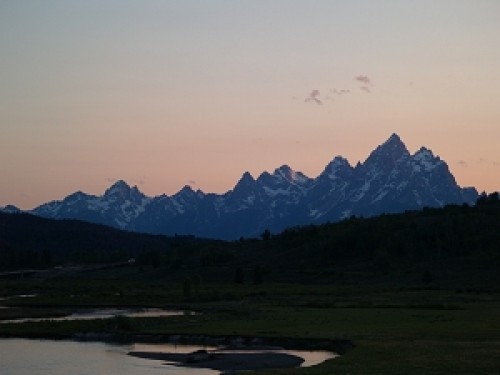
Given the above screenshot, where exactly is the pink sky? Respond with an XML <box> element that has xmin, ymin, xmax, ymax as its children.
<box><xmin>1</xmin><ymin>1</ymin><xmax>499</xmax><ymax>209</ymax></box>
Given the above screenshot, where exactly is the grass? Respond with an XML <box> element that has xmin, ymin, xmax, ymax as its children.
<box><xmin>1</xmin><ymin>278</ymin><xmax>500</xmax><ymax>373</ymax></box>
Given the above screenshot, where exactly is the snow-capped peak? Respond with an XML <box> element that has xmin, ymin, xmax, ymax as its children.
<box><xmin>414</xmin><ymin>146</ymin><xmax>434</xmax><ymax>159</ymax></box>
<box><xmin>174</xmin><ymin>185</ymin><xmax>204</xmax><ymax>199</ymax></box>
<box><xmin>386</xmin><ymin>132</ymin><xmax>402</xmax><ymax>144</ymax></box>
<box><xmin>380</xmin><ymin>133</ymin><xmax>408</xmax><ymax>153</ymax></box>
<box><xmin>322</xmin><ymin>156</ymin><xmax>352</xmax><ymax>180</ymax></box>
<box><xmin>177</xmin><ymin>184</ymin><xmax>194</xmax><ymax>194</ymax></box>
<box><xmin>274</xmin><ymin>164</ymin><xmax>293</xmax><ymax>177</ymax></box>
<box><xmin>232</xmin><ymin>172</ymin><xmax>256</xmax><ymax>192</ymax></box>
<box><xmin>20</xmin><ymin>133</ymin><xmax>477</xmax><ymax>240</ymax></box>
<box><xmin>1</xmin><ymin>205</ymin><xmax>21</xmax><ymax>214</ymax></box>
<box><xmin>331</xmin><ymin>156</ymin><xmax>350</xmax><ymax>165</ymax></box>
<box><xmin>412</xmin><ymin>147</ymin><xmax>442</xmax><ymax>172</ymax></box>
<box><xmin>273</xmin><ymin>165</ymin><xmax>309</xmax><ymax>184</ymax></box>
<box><xmin>364</xmin><ymin>133</ymin><xmax>410</xmax><ymax>166</ymax></box>
<box><xmin>104</xmin><ymin>180</ymin><xmax>132</xmax><ymax>196</ymax></box>
<box><xmin>327</xmin><ymin>156</ymin><xmax>350</xmax><ymax>169</ymax></box>
<box><xmin>66</xmin><ymin>191</ymin><xmax>88</xmax><ymax>202</ymax></box>
<box><xmin>239</xmin><ymin>171</ymin><xmax>255</xmax><ymax>183</ymax></box>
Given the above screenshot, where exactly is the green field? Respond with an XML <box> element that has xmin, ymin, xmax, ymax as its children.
<box><xmin>1</xmin><ymin>278</ymin><xmax>500</xmax><ymax>374</ymax></box>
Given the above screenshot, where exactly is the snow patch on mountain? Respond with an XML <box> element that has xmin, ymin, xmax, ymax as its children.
<box><xmin>25</xmin><ymin>134</ymin><xmax>478</xmax><ymax>239</ymax></box>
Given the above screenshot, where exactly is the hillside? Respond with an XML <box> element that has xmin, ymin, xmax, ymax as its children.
<box><xmin>1</xmin><ymin>193</ymin><xmax>499</xmax><ymax>286</ymax></box>
<box><xmin>0</xmin><ymin>212</ymin><xmax>198</xmax><ymax>270</ymax></box>
<box><xmin>239</xmin><ymin>193</ymin><xmax>500</xmax><ymax>284</ymax></box>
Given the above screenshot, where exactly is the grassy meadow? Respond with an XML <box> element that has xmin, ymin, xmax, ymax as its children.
<box><xmin>1</xmin><ymin>277</ymin><xmax>500</xmax><ymax>374</ymax></box>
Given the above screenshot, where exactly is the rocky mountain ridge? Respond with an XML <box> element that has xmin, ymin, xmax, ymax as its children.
<box><xmin>3</xmin><ymin>134</ymin><xmax>478</xmax><ymax>239</ymax></box>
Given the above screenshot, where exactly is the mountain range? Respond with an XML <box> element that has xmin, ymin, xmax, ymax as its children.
<box><xmin>2</xmin><ymin>134</ymin><xmax>478</xmax><ymax>239</ymax></box>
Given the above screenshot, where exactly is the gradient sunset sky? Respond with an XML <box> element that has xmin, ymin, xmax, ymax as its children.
<box><xmin>1</xmin><ymin>1</ymin><xmax>499</xmax><ymax>209</ymax></box>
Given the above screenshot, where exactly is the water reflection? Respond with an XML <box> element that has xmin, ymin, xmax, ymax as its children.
<box><xmin>0</xmin><ymin>338</ymin><xmax>218</xmax><ymax>375</ymax></box>
<box><xmin>0</xmin><ymin>339</ymin><xmax>337</xmax><ymax>374</ymax></box>
<box><xmin>0</xmin><ymin>308</ymin><xmax>191</xmax><ymax>324</ymax></box>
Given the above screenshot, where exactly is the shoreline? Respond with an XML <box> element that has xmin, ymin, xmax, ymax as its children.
<box><xmin>129</xmin><ymin>349</ymin><xmax>305</xmax><ymax>372</ymax></box>
<box><xmin>0</xmin><ymin>331</ymin><xmax>353</xmax><ymax>354</ymax></box>
<box><xmin>0</xmin><ymin>333</ymin><xmax>349</xmax><ymax>372</ymax></box>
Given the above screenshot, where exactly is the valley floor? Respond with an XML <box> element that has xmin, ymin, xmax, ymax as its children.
<box><xmin>1</xmin><ymin>277</ymin><xmax>500</xmax><ymax>374</ymax></box>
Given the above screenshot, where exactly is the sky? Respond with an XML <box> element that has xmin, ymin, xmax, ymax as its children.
<box><xmin>1</xmin><ymin>1</ymin><xmax>500</xmax><ymax>209</ymax></box>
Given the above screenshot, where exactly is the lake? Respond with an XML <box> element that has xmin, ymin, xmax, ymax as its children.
<box><xmin>0</xmin><ymin>338</ymin><xmax>336</xmax><ymax>374</ymax></box>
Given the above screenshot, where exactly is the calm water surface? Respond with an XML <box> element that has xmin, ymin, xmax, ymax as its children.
<box><xmin>0</xmin><ymin>339</ymin><xmax>336</xmax><ymax>374</ymax></box>
<box><xmin>0</xmin><ymin>308</ymin><xmax>191</xmax><ymax>324</ymax></box>
<box><xmin>0</xmin><ymin>339</ymin><xmax>218</xmax><ymax>375</ymax></box>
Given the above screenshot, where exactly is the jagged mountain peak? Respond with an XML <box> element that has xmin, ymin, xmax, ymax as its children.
<box><xmin>364</xmin><ymin>133</ymin><xmax>410</xmax><ymax>166</ymax></box>
<box><xmin>332</xmin><ymin>155</ymin><xmax>350</xmax><ymax>163</ymax></box>
<box><xmin>412</xmin><ymin>146</ymin><xmax>443</xmax><ymax>172</ymax></box>
<box><xmin>67</xmin><ymin>190</ymin><xmax>88</xmax><ymax>201</ymax></box>
<box><xmin>256</xmin><ymin>171</ymin><xmax>275</xmax><ymax>187</ymax></box>
<box><xmin>414</xmin><ymin>146</ymin><xmax>434</xmax><ymax>158</ymax></box>
<box><xmin>379</xmin><ymin>132</ymin><xmax>408</xmax><ymax>153</ymax></box>
<box><xmin>176</xmin><ymin>185</ymin><xmax>204</xmax><ymax>197</ymax></box>
<box><xmin>178</xmin><ymin>184</ymin><xmax>194</xmax><ymax>193</ymax></box>
<box><xmin>321</xmin><ymin>156</ymin><xmax>353</xmax><ymax>180</ymax></box>
<box><xmin>174</xmin><ymin>185</ymin><xmax>205</xmax><ymax>200</ymax></box>
<box><xmin>274</xmin><ymin>164</ymin><xmax>292</xmax><ymax>175</ymax></box>
<box><xmin>231</xmin><ymin>172</ymin><xmax>257</xmax><ymax>195</ymax></box>
<box><xmin>237</xmin><ymin>171</ymin><xmax>255</xmax><ymax>185</ymax></box>
<box><xmin>387</xmin><ymin>132</ymin><xmax>402</xmax><ymax>143</ymax></box>
<box><xmin>242</xmin><ymin>171</ymin><xmax>254</xmax><ymax>179</ymax></box>
<box><xmin>273</xmin><ymin>165</ymin><xmax>309</xmax><ymax>184</ymax></box>
<box><xmin>1</xmin><ymin>205</ymin><xmax>21</xmax><ymax>213</ymax></box>
<box><xmin>103</xmin><ymin>180</ymin><xmax>146</xmax><ymax>203</ymax></box>
<box><xmin>23</xmin><ymin>133</ymin><xmax>478</xmax><ymax>240</ymax></box>
<box><xmin>326</xmin><ymin>156</ymin><xmax>351</xmax><ymax>168</ymax></box>
<box><xmin>104</xmin><ymin>180</ymin><xmax>132</xmax><ymax>196</ymax></box>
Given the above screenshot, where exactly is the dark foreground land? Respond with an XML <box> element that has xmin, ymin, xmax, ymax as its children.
<box><xmin>1</xmin><ymin>196</ymin><xmax>499</xmax><ymax>373</ymax></box>
<box><xmin>1</xmin><ymin>277</ymin><xmax>500</xmax><ymax>374</ymax></box>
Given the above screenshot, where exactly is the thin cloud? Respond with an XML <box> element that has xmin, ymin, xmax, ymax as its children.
<box><xmin>331</xmin><ymin>89</ymin><xmax>350</xmax><ymax>95</ymax></box>
<box><xmin>355</xmin><ymin>75</ymin><xmax>372</xmax><ymax>85</ymax></box>
<box><xmin>305</xmin><ymin>89</ymin><xmax>322</xmax><ymax>105</ymax></box>
<box><xmin>188</xmin><ymin>179</ymin><xmax>197</xmax><ymax>186</ymax></box>
<box><xmin>131</xmin><ymin>177</ymin><xmax>146</xmax><ymax>185</ymax></box>
<box><xmin>355</xmin><ymin>75</ymin><xmax>373</xmax><ymax>93</ymax></box>
<box><xmin>480</xmin><ymin>158</ymin><xmax>500</xmax><ymax>166</ymax></box>
<box><xmin>458</xmin><ymin>160</ymin><xmax>468</xmax><ymax>168</ymax></box>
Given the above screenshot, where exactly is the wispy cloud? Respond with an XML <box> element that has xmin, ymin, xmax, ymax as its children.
<box><xmin>355</xmin><ymin>75</ymin><xmax>372</xmax><ymax>85</ymax></box>
<box><xmin>131</xmin><ymin>177</ymin><xmax>146</xmax><ymax>185</ymax></box>
<box><xmin>188</xmin><ymin>179</ymin><xmax>197</xmax><ymax>186</ymax></box>
<box><xmin>355</xmin><ymin>75</ymin><xmax>373</xmax><ymax>93</ymax></box>
<box><xmin>479</xmin><ymin>158</ymin><xmax>500</xmax><ymax>166</ymax></box>
<box><xmin>305</xmin><ymin>89</ymin><xmax>322</xmax><ymax>105</ymax></box>
<box><xmin>458</xmin><ymin>160</ymin><xmax>468</xmax><ymax>168</ymax></box>
<box><xmin>301</xmin><ymin>76</ymin><xmax>372</xmax><ymax>105</ymax></box>
<box><xmin>331</xmin><ymin>89</ymin><xmax>350</xmax><ymax>96</ymax></box>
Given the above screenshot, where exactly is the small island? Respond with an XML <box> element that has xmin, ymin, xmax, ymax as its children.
<box><xmin>129</xmin><ymin>349</ymin><xmax>305</xmax><ymax>372</ymax></box>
